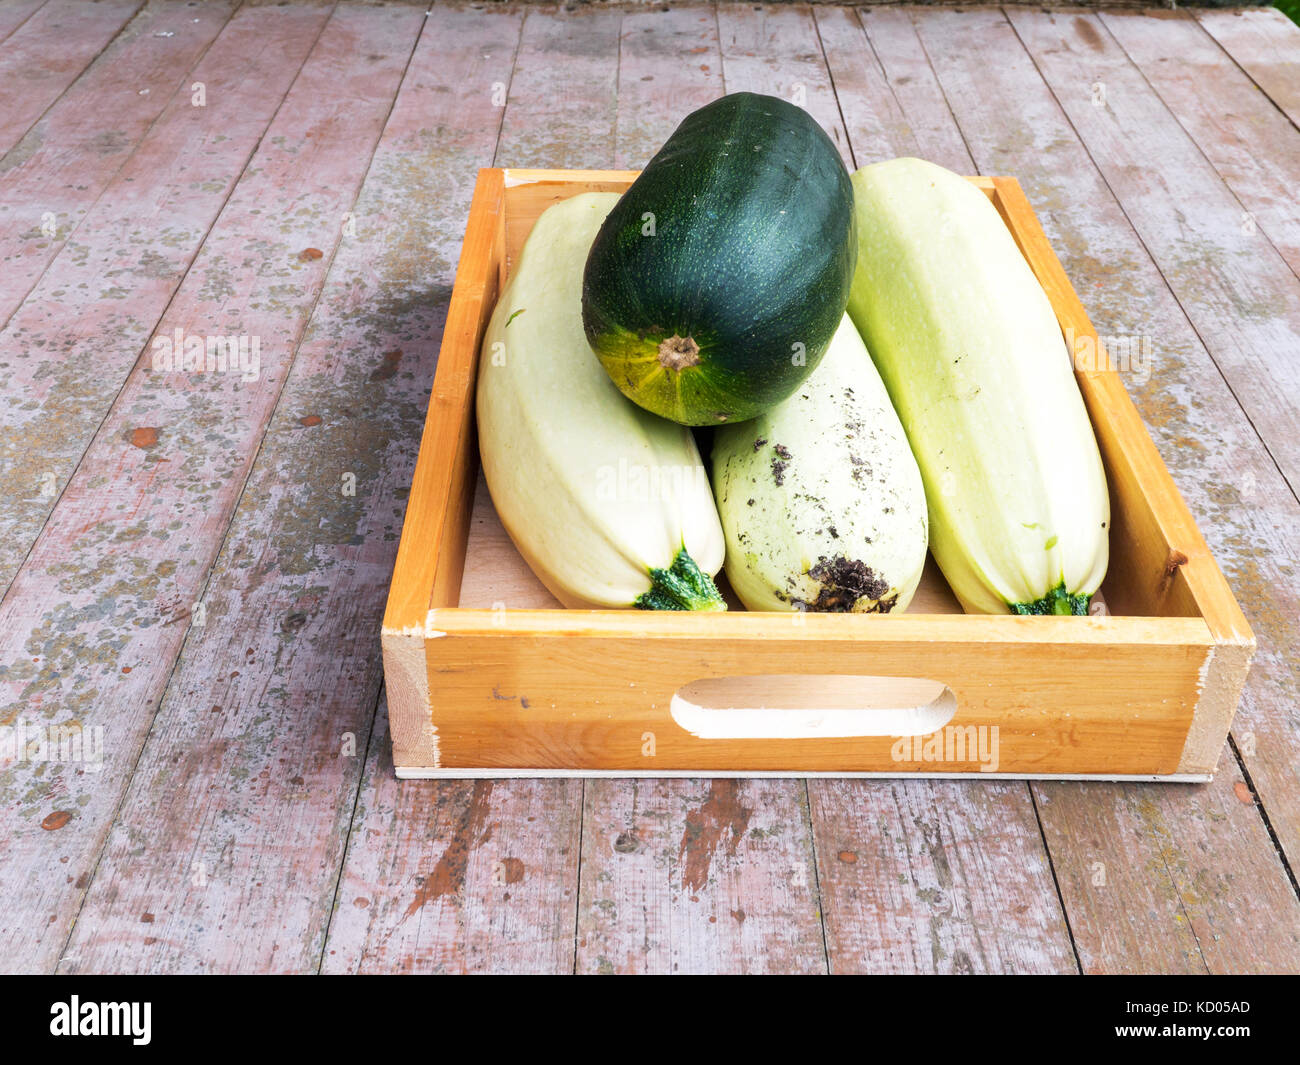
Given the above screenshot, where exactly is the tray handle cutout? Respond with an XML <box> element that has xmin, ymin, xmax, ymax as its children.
<box><xmin>670</xmin><ymin>675</ymin><xmax>957</xmax><ymax>740</ymax></box>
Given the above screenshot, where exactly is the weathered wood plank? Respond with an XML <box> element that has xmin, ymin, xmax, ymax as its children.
<box><xmin>325</xmin><ymin>696</ymin><xmax>583</xmax><ymax>975</ymax></box>
<box><xmin>910</xmin><ymin>5</ymin><xmax>1300</xmax><ymax>971</ymax></box>
<box><xmin>715</xmin><ymin>2</ymin><xmax>851</xmax><ymax>163</ymax></box>
<box><xmin>572</xmin><ymin>5</ymin><xmax>824</xmax><ymax>976</ymax></box>
<box><xmin>0</xmin><ymin>0</ymin><xmax>425</xmax><ymax>975</ymax></box>
<box><xmin>57</xmin><ymin>2</ymin><xmax>521</xmax><ymax>976</ymax></box>
<box><xmin>1006</xmin><ymin>8</ymin><xmax>1300</xmax><ymax>498</ymax></box>
<box><xmin>326</xmin><ymin>4</ymin><xmax>623</xmax><ymax>975</ymax></box>
<box><xmin>808</xmin><ymin>4</ymin><xmax>1077</xmax><ymax>974</ymax></box>
<box><xmin>496</xmin><ymin>5</ymin><xmax>622</xmax><ymax>170</ymax></box>
<box><xmin>0</xmin><ymin>0</ymin><xmax>47</xmax><ymax>45</ymax></box>
<box><xmin>578</xmin><ymin>779</ymin><xmax>824</xmax><ymax>974</ymax></box>
<box><xmin>0</xmin><ymin>0</ymin><xmax>239</xmax><ymax>328</ymax></box>
<box><xmin>0</xmin><ymin>0</ymin><xmax>143</xmax><ymax>156</ymax></box>
<box><xmin>0</xmin><ymin>1</ymin><xmax>331</xmax><ymax>596</ymax></box>
<box><xmin>1195</xmin><ymin>7</ymin><xmax>1300</xmax><ymax>131</ymax></box>
<box><xmin>1037</xmin><ymin>772</ymin><xmax>1300</xmax><ymax>974</ymax></box>
<box><xmin>612</xmin><ymin>2</ymin><xmax>722</xmax><ymax>168</ymax></box>
<box><xmin>1100</xmin><ymin>11</ymin><xmax>1300</xmax><ymax>281</ymax></box>
<box><xmin>814</xmin><ymin>4</ymin><xmax>969</xmax><ymax>171</ymax></box>
<box><xmin>810</xmin><ymin>780</ymin><xmax>1076</xmax><ymax>973</ymax></box>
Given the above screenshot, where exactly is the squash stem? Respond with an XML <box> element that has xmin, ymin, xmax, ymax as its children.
<box><xmin>636</xmin><ymin>546</ymin><xmax>727</xmax><ymax>612</ymax></box>
<box><xmin>1010</xmin><ymin>583</ymin><xmax>1091</xmax><ymax>616</ymax></box>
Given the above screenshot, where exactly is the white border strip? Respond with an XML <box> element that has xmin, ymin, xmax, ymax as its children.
<box><xmin>395</xmin><ymin>768</ymin><xmax>1212</xmax><ymax>783</ymax></box>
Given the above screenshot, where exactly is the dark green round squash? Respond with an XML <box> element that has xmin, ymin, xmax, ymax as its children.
<box><xmin>581</xmin><ymin>92</ymin><xmax>856</xmax><ymax>426</ymax></box>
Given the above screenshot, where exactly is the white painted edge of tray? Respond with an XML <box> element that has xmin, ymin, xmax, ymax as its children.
<box><xmin>394</xmin><ymin>768</ymin><xmax>1213</xmax><ymax>783</ymax></box>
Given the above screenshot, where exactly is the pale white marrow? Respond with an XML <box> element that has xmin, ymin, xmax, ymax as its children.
<box><xmin>476</xmin><ymin>192</ymin><xmax>726</xmax><ymax>611</ymax></box>
<box><xmin>711</xmin><ymin>315</ymin><xmax>929</xmax><ymax>613</ymax></box>
<box><xmin>847</xmin><ymin>157</ymin><xmax>1109</xmax><ymax>615</ymax></box>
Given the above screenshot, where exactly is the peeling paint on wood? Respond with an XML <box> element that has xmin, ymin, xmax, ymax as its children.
<box><xmin>576</xmin><ymin>778</ymin><xmax>825</xmax><ymax>974</ymax></box>
<box><xmin>0</xmin><ymin>0</ymin><xmax>425</xmax><ymax>975</ymax></box>
<box><xmin>1007</xmin><ymin>8</ymin><xmax>1300</xmax><ymax>496</ymax></box>
<box><xmin>811</xmin><ymin>780</ymin><xmax>1077</xmax><ymax>973</ymax></box>
<box><xmin>0</xmin><ymin>0</ymin><xmax>143</xmax><ymax>157</ymax></box>
<box><xmin>1</xmin><ymin>2</ymin><xmax>1297</xmax><ymax>976</ymax></box>
<box><xmin>326</xmin><ymin>4</ymin><xmax>616</xmax><ymax>976</ymax></box>
<box><xmin>807</xmin><ymin>4</ymin><xmax>1079</xmax><ymax>974</ymax></box>
<box><xmin>716</xmin><ymin>3</ymin><xmax>849</xmax><ymax>164</ymax></box>
<box><xmin>569</xmin><ymin>4</ymin><xmax>826</xmax><ymax>978</ymax></box>
<box><xmin>1195</xmin><ymin>8</ymin><xmax>1300</xmax><ymax>131</ymax></box>
<box><xmin>1100</xmin><ymin>12</ymin><xmax>1300</xmax><ymax>276</ymax></box>
<box><xmin>1036</xmin><ymin>774</ymin><xmax>1300</xmax><ymax>973</ymax></box>
<box><xmin>50</xmin><ymin>0</ymin><xmax>431</xmax><ymax>976</ymax></box>
<box><xmin>497</xmin><ymin>5</ymin><xmax>622</xmax><ymax>170</ymax></box>
<box><xmin>910</xmin><ymin>4</ymin><xmax>1300</xmax><ymax>968</ymax></box>
<box><xmin>0</xmin><ymin>0</ymin><xmax>237</xmax><ymax>329</ymax></box>
<box><xmin>0</xmin><ymin>1</ymin><xmax>332</xmax><ymax>595</ymax></box>
<box><xmin>324</xmin><ymin>698</ymin><xmax>581</xmax><ymax>975</ymax></box>
<box><xmin>0</xmin><ymin>0</ymin><xmax>49</xmax><ymax>47</ymax></box>
<box><xmin>816</xmin><ymin>5</ymin><xmax>970</xmax><ymax>172</ymax></box>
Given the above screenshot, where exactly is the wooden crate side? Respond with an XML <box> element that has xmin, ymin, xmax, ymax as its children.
<box><xmin>383</xmin><ymin>167</ymin><xmax>504</xmax><ymax>632</ymax></box>
<box><xmin>382</xmin><ymin>629</ymin><xmax>437</xmax><ymax>772</ymax></box>
<box><xmin>412</xmin><ymin>611</ymin><xmax>1212</xmax><ymax>775</ymax></box>
<box><xmin>1178</xmin><ymin>638</ymin><xmax>1255</xmax><ymax>776</ymax></box>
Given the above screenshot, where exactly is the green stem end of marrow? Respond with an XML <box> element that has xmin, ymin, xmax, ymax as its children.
<box><xmin>636</xmin><ymin>547</ymin><xmax>727</xmax><ymax>612</ymax></box>
<box><xmin>1010</xmin><ymin>583</ymin><xmax>1091</xmax><ymax>616</ymax></box>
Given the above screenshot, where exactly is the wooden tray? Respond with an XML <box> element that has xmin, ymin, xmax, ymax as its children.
<box><xmin>381</xmin><ymin>167</ymin><xmax>1254</xmax><ymax>780</ymax></box>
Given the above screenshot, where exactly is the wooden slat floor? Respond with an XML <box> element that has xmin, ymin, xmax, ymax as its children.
<box><xmin>1</xmin><ymin>0</ymin><xmax>1297</xmax><ymax>974</ymax></box>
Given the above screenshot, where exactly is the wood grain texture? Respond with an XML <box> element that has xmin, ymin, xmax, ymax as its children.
<box><xmin>57</xmin><ymin>2</ymin><xmax>514</xmax><ymax>976</ymax></box>
<box><xmin>341</xmin><ymin>4</ymin><xmax>620</xmax><ymax>974</ymax></box>
<box><xmin>909</xmin><ymin>3</ymin><xmax>1300</xmax><ymax>967</ymax></box>
<box><xmin>810</xmin><ymin>779</ymin><xmax>1076</xmax><ymax>973</ymax></box>
<box><xmin>994</xmin><ymin>176</ymin><xmax>1251</xmax><ymax>665</ymax></box>
<box><xmin>1036</xmin><ymin>772</ymin><xmax>1300</xmax><ymax>974</ymax></box>
<box><xmin>457</xmin><ymin>462</ymin><xmax>963</xmax><ymax>617</ymax></box>
<box><xmin>381</xmin><ymin>165</ymin><xmax>503</xmax><ymax>641</ymax></box>
<box><xmin>497</xmin><ymin>4</ymin><xmax>622</xmax><ymax>170</ymax></box>
<box><xmin>576</xmin><ymin>778</ymin><xmax>825</xmax><ymax>973</ymax></box>
<box><xmin>0</xmin><ymin>1</ymin><xmax>330</xmax><ymax>595</ymax></box>
<box><xmin>716</xmin><ymin>2</ymin><xmax>850</xmax><ymax>164</ymax></box>
<box><xmin>1195</xmin><ymin>7</ymin><xmax>1300</xmax><ymax>130</ymax></box>
<box><xmin>613</xmin><ymin>2</ymin><xmax>723</xmax><ymax>169</ymax></box>
<box><xmin>1006</xmin><ymin>9</ymin><xmax>1300</xmax><ymax>499</ymax></box>
<box><xmin>998</xmin><ymin>2</ymin><xmax>1300</xmax><ymax>867</ymax></box>
<box><xmin>0</xmin><ymin>0</ymin><xmax>424</xmax><ymax>975</ymax></box>
<box><xmin>0</xmin><ymin>0</ymin><xmax>142</xmax><ymax>156</ymax></box>
<box><xmin>815</xmin><ymin>4</ymin><xmax>970</xmax><ymax>172</ymax></box>
<box><xmin>324</xmin><ymin>696</ymin><xmax>583</xmax><ymax>975</ymax></box>
<box><xmin>574</xmin><ymin>5</ymin><xmax>825</xmax><ymax>975</ymax></box>
<box><xmin>0</xmin><ymin>0</ymin><xmax>48</xmax><ymax>45</ymax></box>
<box><xmin>1099</xmin><ymin>12</ymin><xmax>1300</xmax><ymax>277</ymax></box>
<box><xmin>0</xmin><ymin>0</ymin><xmax>236</xmax><ymax>329</ymax></box>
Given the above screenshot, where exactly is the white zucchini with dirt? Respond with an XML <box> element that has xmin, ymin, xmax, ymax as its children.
<box><xmin>846</xmin><ymin>157</ymin><xmax>1109</xmax><ymax>615</ymax></box>
<box><xmin>476</xmin><ymin>192</ymin><xmax>726</xmax><ymax>611</ymax></box>
<box><xmin>711</xmin><ymin>315</ymin><xmax>928</xmax><ymax>613</ymax></box>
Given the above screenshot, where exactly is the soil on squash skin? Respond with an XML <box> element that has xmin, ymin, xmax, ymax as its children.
<box><xmin>771</xmin><ymin>443</ymin><xmax>792</xmax><ymax>486</ymax></box>
<box><xmin>796</xmin><ymin>555</ymin><xmax>898</xmax><ymax>613</ymax></box>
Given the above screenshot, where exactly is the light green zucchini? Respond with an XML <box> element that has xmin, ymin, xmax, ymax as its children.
<box><xmin>846</xmin><ymin>157</ymin><xmax>1109</xmax><ymax>615</ymax></box>
<box><xmin>711</xmin><ymin>315</ymin><xmax>928</xmax><ymax>613</ymax></box>
<box><xmin>476</xmin><ymin>193</ymin><xmax>726</xmax><ymax>611</ymax></box>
